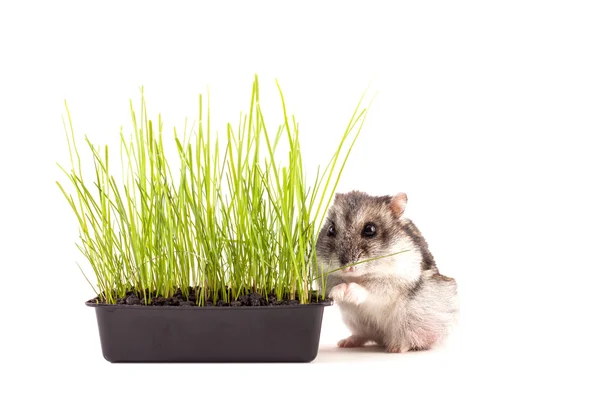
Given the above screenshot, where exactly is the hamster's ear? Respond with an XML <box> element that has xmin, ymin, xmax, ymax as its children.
<box><xmin>389</xmin><ymin>192</ymin><xmax>407</xmax><ymax>218</ymax></box>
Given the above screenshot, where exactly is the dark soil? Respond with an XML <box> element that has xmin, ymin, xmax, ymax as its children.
<box><xmin>87</xmin><ymin>287</ymin><xmax>331</xmax><ymax>307</ymax></box>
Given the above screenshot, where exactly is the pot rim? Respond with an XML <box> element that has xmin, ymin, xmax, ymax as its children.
<box><xmin>85</xmin><ymin>299</ymin><xmax>333</xmax><ymax>309</ymax></box>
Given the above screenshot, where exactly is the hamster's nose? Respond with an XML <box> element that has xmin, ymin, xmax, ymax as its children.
<box><xmin>339</xmin><ymin>254</ymin><xmax>350</xmax><ymax>266</ymax></box>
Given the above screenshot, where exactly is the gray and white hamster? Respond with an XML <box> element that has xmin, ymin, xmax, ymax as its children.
<box><xmin>316</xmin><ymin>190</ymin><xmax>459</xmax><ymax>353</ymax></box>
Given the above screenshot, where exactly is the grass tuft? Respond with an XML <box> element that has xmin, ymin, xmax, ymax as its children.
<box><xmin>57</xmin><ymin>76</ymin><xmax>370</xmax><ymax>305</ymax></box>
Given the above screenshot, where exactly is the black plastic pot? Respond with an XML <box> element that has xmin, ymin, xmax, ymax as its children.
<box><xmin>86</xmin><ymin>301</ymin><xmax>332</xmax><ymax>362</ymax></box>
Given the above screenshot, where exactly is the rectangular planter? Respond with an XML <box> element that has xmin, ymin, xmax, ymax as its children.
<box><xmin>87</xmin><ymin>301</ymin><xmax>331</xmax><ymax>363</ymax></box>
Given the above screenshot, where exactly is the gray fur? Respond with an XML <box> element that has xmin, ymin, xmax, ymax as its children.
<box><xmin>316</xmin><ymin>190</ymin><xmax>459</xmax><ymax>352</ymax></box>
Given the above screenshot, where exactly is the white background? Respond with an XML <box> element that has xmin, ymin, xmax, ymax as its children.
<box><xmin>1</xmin><ymin>1</ymin><xmax>599</xmax><ymax>398</ymax></box>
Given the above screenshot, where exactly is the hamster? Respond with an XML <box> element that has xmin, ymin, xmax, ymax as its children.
<box><xmin>316</xmin><ymin>190</ymin><xmax>458</xmax><ymax>353</ymax></box>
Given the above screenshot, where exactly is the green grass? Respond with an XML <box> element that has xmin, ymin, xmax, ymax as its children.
<box><xmin>57</xmin><ymin>75</ymin><xmax>370</xmax><ymax>305</ymax></box>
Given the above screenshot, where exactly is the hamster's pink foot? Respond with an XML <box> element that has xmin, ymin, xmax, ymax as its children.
<box><xmin>408</xmin><ymin>331</ymin><xmax>439</xmax><ymax>351</ymax></box>
<box><xmin>385</xmin><ymin>343</ymin><xmax>411</xmax><ymax>353</ymax></box>
<box><xmin>385</xmin><ymin>331</ymin><xmax>438</xmax><ymax>353</ymax></box>
<box><xmin>337</xmin><ymin>335</ymin><xmax>368</xmax><ymax>348</ymax></box>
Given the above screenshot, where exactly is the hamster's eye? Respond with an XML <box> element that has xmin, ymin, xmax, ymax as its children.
<box><xmin>362</xmin><ymin>223</ymin><xmax>377</xmax><ymax>237</ymax></box>
<box><xmin>327</xmin><ymin>224</ymin><xmax>336</xmax><ymax>237</ymax></box>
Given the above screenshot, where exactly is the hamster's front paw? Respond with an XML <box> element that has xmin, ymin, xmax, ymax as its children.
<box><xmin>329</xmin><ymin>283</ymin><xmax>368</xmax><ymax>305</ymax></box>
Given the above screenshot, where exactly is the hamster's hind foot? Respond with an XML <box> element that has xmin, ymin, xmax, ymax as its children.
<box><xmin>337</xmin><ymin>335</ymin><xmax>369</xmax><ymax>348</ymax></box>
<box><xmin>385</xmin><ymin>343</ymin><xmax>412</xmax><ymax>353</ymax></box>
